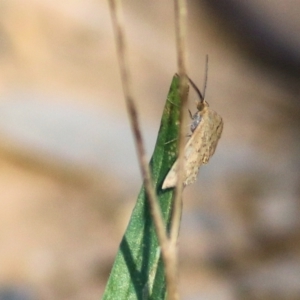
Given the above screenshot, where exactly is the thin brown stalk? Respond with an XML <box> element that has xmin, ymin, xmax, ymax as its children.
<box><xmin>171</xmin><ymin>0</ymin><xmax>189</xmax><ymax>244</ymax></box>
<box><xmin>162</xmin><ymin>0</ymin><xmax>189</xmax><ymax>299</ymax></box>
<box><xmin>108</xmin><ymin>0</ymin><xmax>170</xmax><ymax>288</ymax></box>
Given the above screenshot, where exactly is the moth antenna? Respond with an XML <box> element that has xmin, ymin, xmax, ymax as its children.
<box><xmin>187</xmin><ymin>76</ymin><xmax>204</xmax><ymax>103</ymax></box>
<box><xmin>202</xmin><ymin>55</ymin><xmax>208</xmax><ymax>100</ymax></box>
<box><xmin>187</xmin><ymin>55</ymin><xmax>209</xmax><ymax>104</ymax></box>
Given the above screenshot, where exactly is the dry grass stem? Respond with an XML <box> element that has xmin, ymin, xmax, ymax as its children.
<box><xmin>108</xmin><ymin>0</ymin><xmax>170</xmax><ymax>289</ymax></box>
<box><xmin>108</xmin><ymin>0</ymin><xmax>189</xmax><ymax>299</ymax></box>
<box><xmin>171</xmin><ymin>0</ymin><xmax>189</xmax><ymax>245</ymax></box>
<box><xmin>162</xmin><ymin>1</ymin><xmax>189</xmax><ymax>299</ymax></box>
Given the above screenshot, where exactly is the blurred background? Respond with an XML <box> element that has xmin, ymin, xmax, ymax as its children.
<box><xmin>0</xmin><ymin>0</ymin><xmax>300</xmax><ymax>299</ymax></box>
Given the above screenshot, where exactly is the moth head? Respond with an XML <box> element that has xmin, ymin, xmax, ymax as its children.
<box><xmin>196</xmin><ymin>99</ymin><xmax>209</xmax><ymax>112</ymax></box>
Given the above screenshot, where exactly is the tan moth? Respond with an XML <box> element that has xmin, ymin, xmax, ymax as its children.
<box><xmin>162</xmin><ymin>64</ymin><xmax>223</xmax><ymax>189</ymax></box>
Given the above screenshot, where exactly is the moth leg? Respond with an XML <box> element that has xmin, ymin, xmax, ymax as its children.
<box><xmin>165</xmin><ymin>133</ymin><xmax>191</xmax><ymax>145</ymax></box>
<box><xmin>164</xmin><ymin>138</ymin><xmax>177</xmax><ymax>145</ymax></box>
<box><xmin>167</xmin><ymin>99</ymin><xmax>180</xmax><ymax>107</ymax></box>
<box><xmin>188</xmin><ymin>109</ymin><xmax>193</xmax><ymax>119</ymax></box>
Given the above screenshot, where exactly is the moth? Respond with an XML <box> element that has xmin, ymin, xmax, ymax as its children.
<box><xmin>162</xmin><ymin>74</ymin><xmax>223</xmax><ymax>189</ymax></box>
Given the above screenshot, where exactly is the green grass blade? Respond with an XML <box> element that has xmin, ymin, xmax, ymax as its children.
<box><xmin>102</xmin><ymin>75</ymin><xmax>182</xmax><ymax>300</ymax></box>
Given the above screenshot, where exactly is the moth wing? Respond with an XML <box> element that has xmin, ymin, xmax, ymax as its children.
<box><xmin>162</xmin><ymin>110</ymin><xmax>223</xmax><ymax>189</ymax></box>
<box><xmin>162</xmin><ymin>120</ymin><xmax>206</xmax><ymax>189</ymax></box>
<box><xmin>161</xmin><ymin>161</ymin><xmax>179</xmax><ymax>189</ymax></box>
<box><xmin>184</xmin><ymin>112</ymin><xmax>223</xmax><ymax>186</ymax></box>
<box><xmin>161</xmin><ymin>137</ymin><xmax>194</xmax><ymax>189</ymax></box>
<box><xmin>183</xmin><ymin>118</ymin><xmax>210</xmax><ymax>186</ymax></box>
<box><xmin>201</xmin><ymin>111</ymin><xmax>223</xmax><ymax>164</ymax></box>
